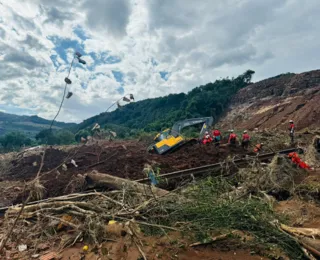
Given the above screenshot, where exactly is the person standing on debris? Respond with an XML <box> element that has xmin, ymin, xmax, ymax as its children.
<box><xmin>212</xmin><ymin>128</ymin><xmax>221</xmax><ymax>147</ymax></box>
<box><xmin>228</xmin><ymin>130</ymin><xmax>237</xmax><ymax>146</ymax></box>
<box><xmin>288</xmin><ymin>120</ymin><xmax>295</xmax><ymax>143</ymax></box>
<box><xmin>241</xmin><ymin>130</ymin><xmax>250</xmax><ymax>150</ymax></box>
<box><xmin>254</xmin><ymin>143</ymin><xmax>263</xmax><ymax>153</ymax></box>
<box><xmin>202</xmin><ymin>131</ymin><xmax>213</xmax><ymax>144</ymax></box>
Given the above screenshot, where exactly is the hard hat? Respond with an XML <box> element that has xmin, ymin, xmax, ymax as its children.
<box><xmin>243</xmin><ymin>130</ymin><xmax>247</xmax><ymax>133</ymax></box>
<box><xmin>205</xmin><ymin>131</ymin><xmax>209</xmax><ymax>134</ymax></box>
<box><xmin>289</xmin><ymin>120</ymin><xmax>293</xmax><ymax>123</ymax></box>
<box><xmin>230</xmin><ymin>129</ymin><xmax>234</xmax><ymax>133</ymax></box>
<box><xmin>261</xmin><ymin>143</ymin><xmax>264</xmax><ymax>145</ymax></box>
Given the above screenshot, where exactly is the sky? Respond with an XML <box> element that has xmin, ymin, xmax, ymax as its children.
<box><xmin>0</xmin><ymin>0</ymin><xmax>319</xmax><ymax>123</ymax></box>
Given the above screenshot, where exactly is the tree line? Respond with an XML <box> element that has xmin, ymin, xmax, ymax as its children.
<box><xmin>75</xmin><ymin>70</ymin><xmax>255</xmax><ymax>136</ymax></box>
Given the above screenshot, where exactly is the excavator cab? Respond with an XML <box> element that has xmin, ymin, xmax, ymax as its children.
<box><xmin>154</xmin><ymin>129</ymin><xmax>170</xmax><ymax>142</ymax></box>
<box><xmin>150</xmin><ymin>117</ymin><xmax>213</xmax><ymax>155</ymax></box>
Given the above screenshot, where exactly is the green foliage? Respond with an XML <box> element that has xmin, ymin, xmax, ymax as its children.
<box><xmin>56</xmin><ymin>130</ymin><xmax>75</xmax><ymax>145</ymax></box>
<box><xmin>0</xmin><ymin>132</ymin><xmax>33</xmax><ymax>152</ymax></box>
<box><xmin>144</xmin><ymin>177</ymin><xmax>307</xmax><ymax>259</ymax></box>
<box><xmin>36</xmin><ymin>129</ymin><xmax>75</xmax><ymax>145</ymax></box>
<box><xmin>76</xmin><ymin>70</ymin><xmax>255</xmax><ymax>133</ymax></box>
<box><xmin>35</xmin><ymin>129</ymin><xmax>58</xmax><ymax>145</ymax></box>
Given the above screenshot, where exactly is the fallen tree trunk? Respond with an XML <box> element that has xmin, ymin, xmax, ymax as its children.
<box><xmin>281</xmin><ymin>224</ymin><xmax>320</xmax><ymax>238</ymax></box>
<box><xmin>86</xmin><ymin>171</ymin><xmax>169</xmax><ymax>197</ymax></box>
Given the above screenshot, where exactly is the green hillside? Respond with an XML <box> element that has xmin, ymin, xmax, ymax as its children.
<box><xmin>0</xmin><ymin>112</ymin><xmax>76</xmax><ymax>137</ymax></box>
<box><xmin>76</xmin><ymin>70</ymin><xmax>254</xmax><ymax>137</ymax></box>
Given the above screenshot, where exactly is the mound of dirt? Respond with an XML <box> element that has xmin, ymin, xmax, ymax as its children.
<box><xmin>1</xmin><ymin>140</ymin><xmax>245</xmax><ymax>205</ymax></box>
<box><xmin>218</xmin><ymin>69</ymin><xmax>320</xmax><ymax>131</ymax></box>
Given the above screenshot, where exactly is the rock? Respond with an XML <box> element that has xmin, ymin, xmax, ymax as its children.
<box><xmin>18</xmin><ymin>244</ymin><xmax>27</xmax><ymax>252</ymax></box>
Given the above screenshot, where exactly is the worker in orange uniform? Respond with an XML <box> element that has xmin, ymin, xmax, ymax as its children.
<box><xmin>288</xmin><ymin>120</ymin><xmax>295</xmax><ymax>143</ymax></box>
<box><xmin>241</xmin><ymin>130</ymin><xmax>250</xmax><ymax>150</ymax></box>
<box><xmin>202</xmin><ymin>131</ymin><xmax>213</xmax><ymax>144</ymax></box>
<box><xmin>212</xmin><ymin>129</ymin><xmax>221</xmax><ymax>147</ymax></box>
<box><xmin>288</xmin><ymin>152</ymin><xmax>313</xmax><ymax>170</ymax></box>
<box><xmin>253</xmin><ymin>143</ymin><xmax>264</xmax><ymax>153</ymax></box>
<box><xmin>228</xmin><ymin>130</ymin><xmax>237</xmax><ymax>146</ymax></box>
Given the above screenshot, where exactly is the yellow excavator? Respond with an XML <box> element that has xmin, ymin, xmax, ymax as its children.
<box><xmin>149</xmin><ymin>117</ymin><xmax>213</xmax><ymax>154</ymax></box>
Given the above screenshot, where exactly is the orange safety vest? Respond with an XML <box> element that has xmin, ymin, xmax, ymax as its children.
<box><xmin>254</xmin><ymin>144</ymin><xmax>262</xmax><ymax>153</ymax></box>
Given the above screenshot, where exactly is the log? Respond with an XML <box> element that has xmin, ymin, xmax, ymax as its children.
<box><xmin>280</xmin><ymin>224</ymin><xmax>320</xmax><ymax>238</ymax></box>
<box><xmin>86</xmin><ymin>171</ymin><xmax>169</xmax><ymax>197</ymax></box>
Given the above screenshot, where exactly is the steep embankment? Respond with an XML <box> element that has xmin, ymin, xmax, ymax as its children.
<box><xmin>218</xmin><ymin>70</ymin><xmax>320</xmax><ymax>130</ymax></box>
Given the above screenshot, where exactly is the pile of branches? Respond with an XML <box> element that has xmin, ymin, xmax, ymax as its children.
<box><xmin>0</xmin><ymin>171</ymin><xmax>180</xmax><ymax>257</ymax></box>
<box><xmin>0</xmin><ymin>154</ymin><xmax>317</xmax><ymax>259</ymax></box>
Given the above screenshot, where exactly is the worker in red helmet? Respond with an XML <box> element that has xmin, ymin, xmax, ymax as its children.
<box><xmin>212</xmin><ymin>129</ymin><xmax>221</xmax><ymax>147</ymax></box>
<box><xmin>288</xmin><ymin>120</ymin><xmax>295</xmax><ymax>143</ymax></box>
<box><xmin>241</xmin><ymin>130</ymin><xmax>250</xmax><ymax>150</ymax></box>
<box><xmin>202</xmin><ymin>131</ymin><xmax>213</xmax><ymax>144</ymax></box>
<box><xmin>228</xmin><ymin>130</ymin><xmax>237</xmax><ymax>146</ymax></box>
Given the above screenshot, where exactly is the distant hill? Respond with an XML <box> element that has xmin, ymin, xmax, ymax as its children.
<box><xmin>0</xmin><ymin>112</ymin><xmax>76</xmax><ymax>137</ymax></box>
<box><xmin>75</xmin><ymin>70</ymin><xmax>255</xmax><ymax>137</ymax></box>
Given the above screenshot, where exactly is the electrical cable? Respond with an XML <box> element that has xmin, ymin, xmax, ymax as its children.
<box><xmin>49</xmin><ymin>56</ymin><xmax>75</xmax><ymax>130</ymax></box>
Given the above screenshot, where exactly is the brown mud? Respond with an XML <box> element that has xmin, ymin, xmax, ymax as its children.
<box><xmin>1</xmin><ymin>140</ymin><xmax>246</xmax><ymax>205</ymax></box>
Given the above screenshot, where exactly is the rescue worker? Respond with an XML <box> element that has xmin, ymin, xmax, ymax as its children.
<box><xmin>253</xmin><ymin>143</ymin><xmax>264</xmax><ymax>153</ymax></box>
<box><xmin>288</xmin><ymin>152</ymin><xmax>313</xmax><ymax>170</ymax></box>
<box><xmin>241</xmin><ymin>130</ymin><xmax>250</xmax><ymax>150</ymax></box>
<box><xmin>212</xmin><ymin>129</ymin><xmax>221</xmax><ymax>147</ymax></box>
<box><xmin>288</xmin><ymin>152</ymin><xmax>300</xmax><ymax>164</ymax></box>
<box><xmin>289</xmin><ymin>120</ymin><xmax>295</xmax><ymax>143</ymax></box>
<box><xmin>202</xmin><ymin>131</ymin><xmax>213</xmax><ymax>144</ymax></box>
<box><xmin>228</xmin><ymin>130</ymin><xmax>237</xmax><ymax>146</ymax></box>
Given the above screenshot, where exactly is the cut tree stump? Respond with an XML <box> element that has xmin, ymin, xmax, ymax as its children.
<box><xmin>86</xmin><ymin>171</ymin><xmax>169</xmax><ymax>197</ymax></box>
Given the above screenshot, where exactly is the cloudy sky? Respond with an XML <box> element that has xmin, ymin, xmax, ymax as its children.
<box><xmin>0</xmin><ymin>0</ymin><xmax>319</xmax><ymax>123</ymax></box>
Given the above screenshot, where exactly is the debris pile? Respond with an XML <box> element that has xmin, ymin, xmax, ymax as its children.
<box><xmin>1</xmin><ymin>141</ymin><xmax>246</xmax><ymax>206</ymax></box>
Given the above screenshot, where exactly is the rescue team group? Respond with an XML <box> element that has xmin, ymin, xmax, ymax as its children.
<box><xmin>201</xmin><ymin>120</ymin><xmax>314</xmax><ymax>170</ymax></box>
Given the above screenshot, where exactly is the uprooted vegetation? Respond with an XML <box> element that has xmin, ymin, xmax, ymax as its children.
<box><xmin>0</xmin><ymin>134</ymin><xmax>319</xmax><ymax>259</ymax></box>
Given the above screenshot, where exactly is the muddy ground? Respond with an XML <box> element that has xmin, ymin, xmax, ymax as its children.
<box><xmin>0</xmin><ymin>140</ymin><xmax>248</xmax><ymax>206</ymax></box>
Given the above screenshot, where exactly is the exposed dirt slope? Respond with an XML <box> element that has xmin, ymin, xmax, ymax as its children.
<box><xmin>218</xmin><ymin>70</ymin><xmax>320</xmax><ymax>130</ymax></box>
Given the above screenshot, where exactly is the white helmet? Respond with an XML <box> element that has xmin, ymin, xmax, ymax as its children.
<box><xmin>205</xmin><ymin>131</ymin><xmax>209</xmax><ymax>134</ymax></box>
<box><xmin>230</xmin><ymin>129</ymin><xmax>234</xmax><ymax>133</ymax></box>
<box><xmin>289</xmin><ymin>120</ymin><xmax>293</xmax><ymax>123</ymax></box>
<box><xmin>243</xmin><ymin>130</ymin><xmax>247</xmax><ymax>133</ymax></box>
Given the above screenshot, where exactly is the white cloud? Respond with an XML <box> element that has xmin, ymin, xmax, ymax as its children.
<box><xmin>0</xmin><ymin>0</ymin><xmax>319</xmax><ymax>123</ymax></box>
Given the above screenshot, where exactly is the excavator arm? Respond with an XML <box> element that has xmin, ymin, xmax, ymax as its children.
<box><xmin>170</xmin><ymin>117</ymin><xmax>213</xmax><ymax>140</ymax></box>
<box><xmin>151</xmin><ymin>117</ymin><xmax>214</xmax><ymax>154</ymax></box>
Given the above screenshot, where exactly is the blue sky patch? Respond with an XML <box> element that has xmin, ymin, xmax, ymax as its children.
<box><xmin>160</xmin><ymin>71</ymin><xmax>170</xmax><ymax>81</ymax></box>
<box><xmin>117</xmin><ymin>86</ymin><xmax>124</xmax><ymax>95</ymax></box>
<box><xmin>81</xmin><ymin>82</ymin><xmax>87</xmax><ymax>89</ymax></box>
<box><xmin>112</xmin><ymin>70</ymin><xmax>124</xmax><ymax>84</ymax></box>
<box><xmin>73</xmin><ymin>26</ymin><xmax>89</xmax><ymax>41</ymax></box>
<box><xmin>48</xmin><ymin>36</ymin><xmax>85</xmax><ymax>63</ymax></box>
<box><xmin>151</xmin><ymin>58</ymin><xmax>158</xmax><ymax>66</ymax></box>
<box><xmin>50</xmin><ymin>54</ymin><xmax>60</xmax><ymax>70</ymax></box>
